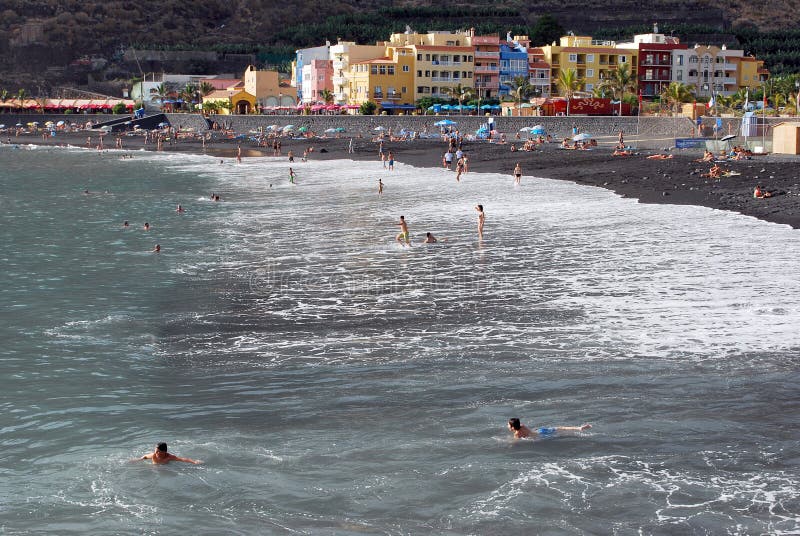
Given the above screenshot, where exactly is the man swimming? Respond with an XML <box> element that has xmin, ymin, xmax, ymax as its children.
<box><xmin>423</xmin><ymin>232</ymin><xmax>437</xmax><ymax>244</ymax></box>
<box><xmin>396</xmin><ymin>215</ymin><xmax>410</xmax><ymax>246</ymax></box>
<box><xmin>508</xmin><ymin>418</ymin><xmax>591</xmax><ymax>439</ymax></box>
<box><xmin>133</xmin><ymin>442</ymin><xmax>201</xmax><ymax>464</ymax></box>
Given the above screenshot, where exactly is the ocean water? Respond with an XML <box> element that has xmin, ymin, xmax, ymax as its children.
<box><xmin>2</xmin><ymin>144</ymin><xmax>799</xmax><ymax>534</ymax></box>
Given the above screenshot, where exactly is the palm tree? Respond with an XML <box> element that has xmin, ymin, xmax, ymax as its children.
<box><xmin>444</xmin><ymin>84</ymin><xmax>475</xmax><ymax>114</ymax></box>
<box><xmin>556</xmin><ymin>69</ymin><xmax>582</xmax><ymax>116</ymax></box>
<box><xmin>182</xmin><ymin>83</ymin><xmax>198</xmax><ymax>111</ymax></box>
<box><xmin>155</xmin><ymin>83</ymin><xmax>168</xmax><ymax>111</ymax></box>
<box><xmin>17</xmin><ymin>88</ymin><xmax>27</xmax><ymax>108</ymax></box>
<box><xmin>507</xmin><ymin>76</ymin><xmax>532</xmax><ymax>116</ymax></box>
<box><xmin>319</xmin><ymin>89</ymin><xmax>334</xmax><ymax>104</ymax></box>
<box><xmin>598</xmin><ymin>64</ymin><xmax>635</xmax><ymax>116</ymax></box>
<box><xmin>0</xmin><ymin>89</ymin><xmax>8</xmax><ymax>103</ymax></box>
<box><xmin>661</xmin><ymin>81</ymin><xmax>693</xmax><ymax>115</ymax></box>
<box><xmin>199</xmin><ymin>82</ymin><xmax>215</xmax><ymax>97</ymax></box>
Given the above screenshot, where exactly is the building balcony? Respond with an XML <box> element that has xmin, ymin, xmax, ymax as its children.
<box><xmin>475</xmin><ymin>81</ymin><xmax>499</xmax><ymax>89</ymax></box>
<box><xmin>642</xmin><ymin>60</ymin><xmax>671</xmax><ymax>66</ymax></box>
<box><xmin>474</xmin><ymin>51</ymin><xmax>499</xmax><ymax>59</ymax></box>
<box><xmin>474</xmin><ymin>65</ymin><xmax>499</xmax><ymax>73</ymax></box>
<box><xmin>431</xmin><ymin>77</ymin><xmax>457</xmax><ymax>83</ymax></box>
<box><xmin>432</xmin><ymin>60</ymin><xmax>462</xmax><ymax>66</ymax></box>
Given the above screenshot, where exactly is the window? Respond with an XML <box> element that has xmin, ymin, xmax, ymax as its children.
<box><xmin>379</xmin><ymin>66</ymin><xmax>386</xmax><ymax>75</ymax></box>
<box><xmin>677</xmin><ymin>70</ymin><xmax>683</xmax><ymax>81</ymax></box>
<box><xmin>677</xmin><ymin>55</ymin><xmax>684</xmax><ymax>66</ymax></box>
<box><xmin>403</xmin><ymin>65</ymin><xmax>410</xmax><ymax>72</ymax></box>
<box><xmin>417</xmin><ymin>70</ymin><xmax>422</xmax><ymax>77</ymax></box>
<box><xmin>645</xmin><ymin>69</ymin><xmax>653</xmax><ymax>80</ymax></box>
<box><xmin>425</xmin><ymin>70</ymin><xmax>430</xmax><ymax>77</ymax></box>
<box><xmin>585</xmin><ymin>83</ymin><xmax>593</xmax><ymax>91</ymax></box>
<box><xmin>387</xmin><ymin>86</ymin><xmax>395</xmax><ymax>95</ymax></box>
<box><xmin>467</xmin><ymin>72</ymin><xmax>472</xmax><ymax>78</ymax></box>
<box><xmin>568</xmin><ymin>53</ymin><xmax>577</xmax><ymax>62</ymax></box>
<box><xmin>619</xmin><ymin>56</ymin><xmax>626</xmax><ymax>63</ymax></box>
<box><xmin>425</xmin><ymin>54</ymin><xmax>431</xmax><ymax>61</ymax></box>
<box><xmin>388</xmin><ymin>66</ymin><xmax>395</xmax><ymax>75</ymax></box>
<box><xmin>587</xmin><ymin>69</ymin><xmax>594</xmax><ymax>77</ymax></box>
<box><xmin>587</xmin><ymin>54</ymin><xmax>594</xmax><ymax>63</ymax></box>
<box><xmin>374</xmin><ymin>85</ymin><xmax>382</xmax><ymax>94</ymax></box>
<box><xmin>402</xmin><ymin>86</ymin><xmax>407</xmax><ymax>93</ymax></box>
<box><xmin>417</xmin><ymin>54</ymin><xmax>422</xmax><ymax>61</ymax></box>
<box><xmin>371</xmin><ymin>66</ymin><xmax>378</xmax><ymax>75</ymax></box>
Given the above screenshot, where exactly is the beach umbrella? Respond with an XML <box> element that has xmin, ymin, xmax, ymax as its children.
<box><xmin>531</xmin><ymin>125</ymin><xmax>546</xmax><ymax>135</ymax></box>
<box><xmin>0</xmin><ymin>124</ymin><xmax>5</xmax><ymax>129</ymax></box>
<box><xmin>335</xmin><ymin>127</ymin><xmax>346</xmax><ymax>132</ymax></box>
<box><xmin>519</xmin><ymin>126</ymin><xmax>532</xmax><ymax>132</ymax></box>
<box><xmin>282</xmin><ymin>124</ymin><xmax>295</xmax><ymax>132</ymax></box>
<box><xmin>56</xmin><ymin>121</ymin><xmax>65</xmax><ymax>126</ymax></box>
<box><xmin>573</xmin><ymin>133</ymin><xmax>592</xmax><ymax>141</ymax></box>
<box><xmin>434</xmin><ymin>119</ymin><xmax>457</xmax><ymax>127</ymax></box>
<box><xmin>324</xmin><ymin>127</ymin><xmax>337</xmax><ymax>133</ymax></box>
<box><xmin>158</xmin><ymin>122</ymin><xmax>169</xmax><ymax>127</ymax></box>
<box><xmin>373</xmin><ymin>126</ymin><xmax>386</xmax><ymax>132</ymax></box>
<box><xmin>298</xmin><ymin>126</ymin><xmax>309</xmax><ymax>133</ymax></box>
<box><xmin>16</xmin><ymin>123</ymin><xmax>22</xmax><ymax>127</ymax></box>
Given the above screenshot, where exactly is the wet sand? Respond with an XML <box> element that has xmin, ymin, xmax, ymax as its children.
<box><xmin>9</xmin><ymin>129</ymin><xmax>800</xmax><ymax>229</ymax></box>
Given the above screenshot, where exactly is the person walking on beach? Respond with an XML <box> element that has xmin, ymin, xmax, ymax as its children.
<box><xmin>133</xmin><ymin>442</ymin><xmax>201</xmax><ymax>464</ymax></box>
<box><xmin>289</xmin><ymin>167</ymin><xmax>296</xmax><ymax>184</ymax></box>
<box><xmin>396</xmin><ymin>215</ymin><xmax>410</xmax><ymax>246</ymax></box>
<box><xmin>508</xmin><ymin>418</ymin><xmax>591</xmax><ymax>439</ymax></box>
<box><xmin>513</xmin><ymin>162</ymin><xmax>522</xmax><ymax>185</ymax></box>
<box><xmin>348</xmin><ymin>138</ymin><xmax>354</xmax><ymax>154</ymax></box>
<box><xmin>455</xmin><ymin>157</ymin><xmax>465</xmax><ymax>182</ymax></box>
<box><xmin>443</xmin><ymin>150</ymin><xmax>453</xmax><ymax>170</ymax></box>
<box><xmin>378</xmin><ymin>178</ymin><xmax>384</xmax><ymax>195</ymax></box>
<box><xmin>475</xmin><ymin>204</ymin><xmax>485</xmax><ymax>239</ymax></box>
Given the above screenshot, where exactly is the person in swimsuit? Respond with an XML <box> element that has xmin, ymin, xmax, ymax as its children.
<box><xmin>513</xmin><ymin>162</ymin><xmax>522</xmax><ymax>185</ymax></box>
<box><xmin>133</xmin><ymin>442</ymin><xmax>201</xmax><ymax>464</ymax></box>
<box><xmin>423</xmin><ymin>232</ymin><xmax>437</xmax><ymax>244</ymax></box>
<box><xmin>378</xmin><ymin>178</ymin><xmax>384</xmax><ymax>195</ymax></box>
<box><xmin>289</xmin><ymin>167</ymin><xmax>296</xmax><ymax>184</ymax></box>
<box><xmin>388</xmin><ymin>152</ymin><xmax>394</xmax><ymax>171</ymax></box>
<box><xmin>395</xmin><ymin>215</ymin><xmax>410</xmax><ymax>246</ymax></box>
<box><xmin>475</xmin><ymin>204</ymin><xmax>485</xmax><ymax>239</ymax></box>
<box><xmin>508</xmin><ymin>418</ymin><xmax>591</xmax><ymax>439</ymax></box>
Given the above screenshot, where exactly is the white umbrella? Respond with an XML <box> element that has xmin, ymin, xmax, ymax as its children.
<box><xmin>56</xmin><ymin>121</ymin><xmax>65</xmax><ymax>126</ymax></box>
<box><xmin>324</xmin><ymin>127</ymin><xmax>337</xmax><ymax>133</ymax></box>
<box><xmin>267</xmin><ymin>124</ymin><xmax>279</xmax><ymax>131</ymax></box>
<box><xmin>282</xmin><ymin>124</ymin><xmax>295</xmax><ymax>132</ymax></box>
<box><xmin>373</xmin><ymin>126</ymin><xmax>386</xmax><ymax>131</ymax></box>
<box><xmin>519</xmin><ymin>126</ymin><xmax>532</xmax><ymax>132</ymax></box>
<box><xmin>0</xmin><ymin>124</ymin><xmax>5</xmax><ymax>129</ymax></box>
<box><xmin>573</xmin><ymin>133</ymin><xmax>592</xmax><ymax>141</ymax></box>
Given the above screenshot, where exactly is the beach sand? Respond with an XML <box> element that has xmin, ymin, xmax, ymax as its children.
<box><xmin>10</xmin><ymin>128</ymin><xmax>800</xmax><ymax>229</ymax></box>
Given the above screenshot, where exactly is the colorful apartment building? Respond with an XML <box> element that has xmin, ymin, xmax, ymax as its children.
<box><xmin>292</xmin><ymin>43</ymin><xmax>330</xmax><ymax>103</ymax></box>
<box><xmin>330</xmin><ymin>41</ymin><xmax>388</xmax><ymax>105</ymax></box>
<box><xmin>472</xmin><ymin>34</ymin><xmax>500</xmax><ymax>100</ymax></box>
<box><xmin>348</xmin><ymin>46</ymin><xmax>416</xmax><ymax>111</ymax></box>
<box><xmin>243</xmin><ymin>65</ymin><xmax>282</xmax><ymax>107</ymax></box>
<box><xmin>499</xmin><ymin>34</ymin><xmax>529</xmax><ymax>95</ymax></box>
<box><xmin>672</xmin><ymin>44</ymin><xmax>768</xmax><ymax>99</ymax></box>
<box><xmin>301</xmin><ymin>59</ymin><xmax>334</xmax><ymax>104</ymax></box>
<box><xmin>540</xmin><ymin>35</ymin><xmax>636</xmax><ymax>97</ymax></box>
<box><xmin>514</xmin><ymin>36</ymin><xmax>551</xmax><ymax>97</ymax></box>
<box><xmin>387</xmin><ymin>30</ymin><xmax>475</xmax><ymax>102</ymax></box>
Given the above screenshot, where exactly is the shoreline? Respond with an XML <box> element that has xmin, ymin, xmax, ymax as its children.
<box><xmin>7</xmin><ymin>129</ymin><xmax>800</xmax><ymax>229</ymax></box>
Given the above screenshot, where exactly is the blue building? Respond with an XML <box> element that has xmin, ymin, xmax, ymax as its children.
<box><xmin>498</xmin><ymin>35</ymin><xmax>529</xmax><ymax>96</ymax></box>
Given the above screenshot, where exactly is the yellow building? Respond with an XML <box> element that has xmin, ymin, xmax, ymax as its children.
<box><xmin>243</xmin><ymin>65</ymin><xmax>282</xmax><ymax>107</ymax></box>
<box><xmin>203</xmin><ymin>89</ymin><xmax>256</xmax><ymax>114</ymax></box>
<box><xmin>349</xmin><ymin>46</ymin><xmax>416</xmax><ymax>111</ymax></box>
<box><xmin>387</xmin><ymin>30</ymin><xmax>476</xmax><ymax>103</ymax></box>
<box><xmin>540</xmin><ymin>35</ymin><xmax>637</xmax><ymax>97</ymax></box>
<box><xmin>331</xmin><ymin>41</ymin><xmax>389</xmax><ymax>105</ymax></box>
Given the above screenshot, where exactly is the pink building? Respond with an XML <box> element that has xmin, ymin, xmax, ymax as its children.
<box><xmin>303</xmin><ymin>59</ymin><xmax>334</xmax><ymax>103</ymax></box>
<box><xmin>472</xmin><ymin>34</ymin><xmax>500</xmax><ymax>99</ymax></box>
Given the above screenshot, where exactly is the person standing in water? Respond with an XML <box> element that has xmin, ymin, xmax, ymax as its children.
<box><xmin>289</xmin><ymin>167</ymin><xmax>296</xmax><ymax>184</ymax></box>
<box><xmin>396</xmin><ymin>215</ymin><xmax>410</xmax><ymax>246</ymax></box>
<box><xmin>513</xmin><ymin>162</ymin><xmax>522</xmax><ymax>185</ymax></box>
<box><xmin>378</xmin><ymin>178</ymin><xmax>384</xmax><ymax>195</ymax></box>
<box><xmin>475</xmin><ymin>204</ymin><xmax>485</xmax><ymax>239</ymax></box>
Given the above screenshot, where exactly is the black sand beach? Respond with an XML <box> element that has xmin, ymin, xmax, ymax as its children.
<box><xmin>10</xmin><ymin>128</ymin><xmax>800</xmax><ymax>229</ymax></box>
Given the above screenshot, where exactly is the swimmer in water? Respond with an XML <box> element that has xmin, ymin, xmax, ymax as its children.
<box><xmin>176</xmin><ymin>204</ymin><xmax>185</xmax><ymax>213</ymax></box>
<box><xmin>152</xmin><ymin>244</ymin><xmax>161</xmax><ymax>253</ymax></box>
<box><xmin>133</xmin><ymin>442</ymin><xmax>201</xmax><ymax>464</ymax></box>
<box><xmin>423</xmin><ymin>232</ymin><xmax>437</xmax><ymax>244</ymax></box>
<box><xmin>143</xmin><ymin>222</ymin><xmax>150</xmax><ymax>231</ymax></box>
<box><xmin>475</xmin><ymin>204</ymin><xmax>485</xmax><ymax>239</ymax></box>
<box><xmin>508</xmin><ymin>418</ymin><xmax>591</xmax><ymax>439</ymax></box>
<box><xmin>123</xmin><ymin>220</ymin><xmax>129</xmax><ymax>228</ymax></box>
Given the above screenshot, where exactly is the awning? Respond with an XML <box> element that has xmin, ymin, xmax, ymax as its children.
<box><xmin>380</xmin><ymin>103</ymin><xmax>417</xmax><ymax>110</ymax></box>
